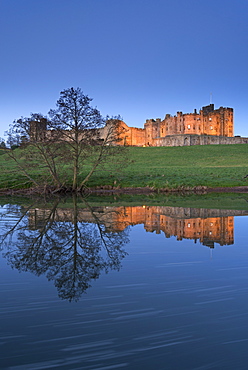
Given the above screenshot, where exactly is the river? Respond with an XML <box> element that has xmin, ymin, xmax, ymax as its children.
<box><xmin>0</xmin><ymin>195</ymin><xmax>248</xmax><ymax>369</ymax></box>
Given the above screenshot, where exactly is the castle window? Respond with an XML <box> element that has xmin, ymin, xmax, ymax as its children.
<box><xmin>209</xmin><ymin>118</ymin><xmax>212</xmax><ymax>121</ymax></box>
<box><xmin>210</xmin><ymin>126</ymin><xmax>213</xmax><ymax>130</ymax></box>
<box><xmin>187</xmin><ymin>125</ymin><xmax>191</xmax><ymax>129</ymax></box>
<box><xmin>161</xmin><ymin>128</ymin><xmax>163</xmax><ymax>134</ymax></box>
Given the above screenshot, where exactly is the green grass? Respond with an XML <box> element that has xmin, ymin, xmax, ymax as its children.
<box><xmin>1</xmin><ymin>192</ymin><xmax>248</xmax><ymax>211</ymax></box>
<box><xmin>84</xmin><ymin>144</ymin><xmax>248</xmax><ymax>189</ymax></box>
<box><xmin>0</xmin><ymin>144</ymin><xmax>248</xmax><ymax>190</ymax></box>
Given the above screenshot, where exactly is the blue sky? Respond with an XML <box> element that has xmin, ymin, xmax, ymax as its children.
<box><xmin>0</xmin><ymin>0</ymin><xmax>248</xmax><ymax>139</ymax></box>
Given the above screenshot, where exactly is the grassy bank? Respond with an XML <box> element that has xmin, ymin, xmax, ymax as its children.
<box><xmin>1</xmin><ymin>144</ymin><xmax>248</xmax><ymax>191</ymax></box>
<box><xmin>88</xmin><ymin>144</ymin><xmax>248</xmax><ymax>190</ymax></box>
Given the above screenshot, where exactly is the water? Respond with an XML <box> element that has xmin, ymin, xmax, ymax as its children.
<box><xmin>0</xmin><ymin>198</ymin><xmax>248</xmax><ymax>369</ymax></box>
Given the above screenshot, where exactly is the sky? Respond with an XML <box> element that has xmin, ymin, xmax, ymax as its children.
<box><xmin>0</xmin><ymin>0</ymin><xmax>248</xmax><ymax>139</ymax></box>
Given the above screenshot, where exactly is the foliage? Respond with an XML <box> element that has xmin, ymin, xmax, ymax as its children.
<box><xmin>0</xmin><ymin>138</ymin><xmax>6</xmax><ymax>149</ymax></box>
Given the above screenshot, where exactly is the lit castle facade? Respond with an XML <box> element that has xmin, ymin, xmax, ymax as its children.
<box><xmin>30</xmin><ymin>104</ymin><xmax>248</xmax><ymax>147</ymax></box>
<box><xmin>112</xmin><ymin>104</ymin><xmax>247</xmax><ymax>146</ymax></box>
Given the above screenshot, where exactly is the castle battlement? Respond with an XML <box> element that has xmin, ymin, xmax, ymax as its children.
<box><xmin>29</xmin><ymin>104</ymin><xmax>248</xmax><ymax>147</ymax></box>
<box><xmin>115</xmin><ymin>104</ymin><xmax>241</xmax><ymax>147</ymax></box>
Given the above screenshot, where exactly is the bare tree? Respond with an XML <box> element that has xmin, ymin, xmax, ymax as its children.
<box><xmin>3</xmin><ymin>88</ymin><xmax>127</xmax><ymax>193</ymax></box>
<box><xmin>4</xmin><ymin>113</ymin><xmax>68</xmax><ymax>190</ymax></box>
<box><xmin>48</xmin><ymin>87</ymin><xmax>126</xmax><ymax>192</ymax></box>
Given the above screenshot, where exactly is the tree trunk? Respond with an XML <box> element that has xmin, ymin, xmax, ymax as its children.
<box><xmin>72</xmin><ymin>156</ymin><xmax>79</xmax><ymax>191</ymax></box>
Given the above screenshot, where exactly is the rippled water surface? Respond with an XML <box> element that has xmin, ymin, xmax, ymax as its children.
<box><xmin>1</xmin><ymin>199</ymin><xmax>248</xmax><ymax>369</ymax></box>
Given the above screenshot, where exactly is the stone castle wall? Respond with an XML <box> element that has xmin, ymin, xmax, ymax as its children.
<box><xmin>153</xmin><ymin>134</ymin><xmax>248</xmax><ymax>147</ymax></box>
<box><xmin>114</xmin><ymin>104</ymin><xmax>248</xmax><ymax>147</ymax></box>
<box><xmin>29</xmin><ymin>103</ymin><xmax>248</xmax><ymax>147</ymax></box>
<box><xmin>143</xmin><ymin>104</ymin><xmax>234</xmax><ymax>143</ymax></box>
<box><xmin>113</xmin><ymin>122</ymin><xmax>146</xmax><ymax>146</ymax></box>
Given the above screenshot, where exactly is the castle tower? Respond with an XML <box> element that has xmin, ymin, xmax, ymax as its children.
<box><xmin>29</xmin><ymin>118</ymin><xmax>47</xmax><ymax>142</ymax></box>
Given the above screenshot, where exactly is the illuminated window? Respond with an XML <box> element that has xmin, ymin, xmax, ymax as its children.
<box><xmin>187</xmin><ymin>125</ymin><xmax>191</xmax><ymax>129</ymax></box>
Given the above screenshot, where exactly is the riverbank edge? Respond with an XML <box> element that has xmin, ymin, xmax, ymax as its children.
<box><xmin>1</xmin><ymin>185</ymin><xmax>248</xmax><ymax>196</ymax></box>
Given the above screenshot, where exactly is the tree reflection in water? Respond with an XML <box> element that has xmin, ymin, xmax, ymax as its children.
<box><xmin>0</xmin><ymin>197</ymin><xmax>129</xmax><ymax>301</ymax></box>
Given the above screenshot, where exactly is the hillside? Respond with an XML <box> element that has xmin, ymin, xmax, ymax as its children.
<box><xmin>0</xmin><ymin>144</ymin><xmax>248</xmax><ymax>191</ymax></box>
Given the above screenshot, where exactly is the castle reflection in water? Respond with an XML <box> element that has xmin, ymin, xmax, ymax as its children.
<box><xmin>29</xmin><ymin>205</ymin><xmax>248</xmax><ymax>248</ymax></box>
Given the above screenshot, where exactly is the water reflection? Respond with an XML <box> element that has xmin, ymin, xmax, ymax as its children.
<box><xmin>0</xmin><ymin>199</ymin><xmax>247</xmax><ymax>301</ymax></box>
<box><xmin>28</xmin><ymin>204</ymin><xmax>248</xmax><ymax>248</ymax></box>
<box><xmin>106</xmin><ymin>205</ymin><xmax>243</xmax><ymax>248</ymax></box>
<box><xmin>0</xmin><ymin>197</ymin><xmax>129</xmax><ymax>301</ymax></box>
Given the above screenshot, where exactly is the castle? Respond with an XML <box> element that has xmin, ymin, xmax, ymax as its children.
<box><xmin>111</xmin><ymin>104</ymin><xmax>248</xmax><ymax>147</ymax></box>
<box><xmin>30</xmin><ymin>104</ymin><xmax>248</xmax><ymax>147</ymax></box>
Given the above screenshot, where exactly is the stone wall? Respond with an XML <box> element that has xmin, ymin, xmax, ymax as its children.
<box><xmin>30</xmin><ymin>104</ymin><xmax>247</xmax><ymax>148</ymax></box>
<box><xmin>154</xmin><ymin>134</ymin><xmax>248</xmax><ymax>147</ymax></box>
<box><xmin>114</xmin><ymin>104</ymin><xmax>237</xmax><ymax>147</ymax></box>
<box><xmin>142</xmin><ymin>104</ymin><xmax>234</xmax><ymax>146</ymax></box>
<box><xmin>101</xmin><ymin>121</ymin><xmax>146</xmax><ymax>146</ymax></box>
